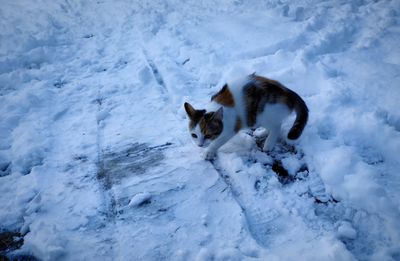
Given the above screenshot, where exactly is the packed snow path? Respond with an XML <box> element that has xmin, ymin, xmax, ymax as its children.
<box><xmin>1</xmin><ymin>0</ymin><xmax>400</xmax><ymax>260</ymax></box>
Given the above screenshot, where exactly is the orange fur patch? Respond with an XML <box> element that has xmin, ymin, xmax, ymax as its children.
<box><xmin>211</xmin><ymin>85</ymin><xmax>235</xmax><ymax>107</ymax></box>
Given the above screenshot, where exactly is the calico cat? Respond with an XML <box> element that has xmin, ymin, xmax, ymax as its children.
<box><xmin>184</xmin><ymin>74</ymin><xmax>308</xmax><ymax>160</ymax></box>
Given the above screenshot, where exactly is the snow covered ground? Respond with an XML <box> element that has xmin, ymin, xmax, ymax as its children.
<box><xmin>1</xmin><ymin>0</ymin><xmax>400</xmax><ymax>260</ymax></box>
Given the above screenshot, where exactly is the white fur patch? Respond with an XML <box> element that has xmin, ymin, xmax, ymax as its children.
<box><xmin>227</xmin><ymin>75</ymin><xmax>252</xmax><ymax>128</ymax></box>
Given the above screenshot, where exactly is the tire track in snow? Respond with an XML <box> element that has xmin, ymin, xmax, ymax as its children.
<box><xmin>209</xmin><ymin>143</ymin><xmax>339</xmax><ymax>248</ymax></box>
<box><xmin>143</xmin><ymin>51</ymin><xmax>166</xmax><ymax>90</ymax></box>
<box><xmin>142</xmin><ymin>48</ymin><xmax>170</xmax><ymax>99</ymax></box>
<box><xmin>95</xmin><ymin>94</ymin><xmax>118</xmax><ymax>220</ymax></box>
<box><xmin>210</xmin><ymin>158</ymin><xmax>274</xmax><ymax>248</ymax></box>
<box><xmin>94</xmin><ymin>89</ymin><xmax>119</xmax><ymax>260</ymax></box>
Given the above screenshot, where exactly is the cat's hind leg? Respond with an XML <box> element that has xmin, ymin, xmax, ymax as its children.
<box><xmin>262</xmin><ymin>126</ymin><xmax>280</xmax><ymax>152</ymax></box>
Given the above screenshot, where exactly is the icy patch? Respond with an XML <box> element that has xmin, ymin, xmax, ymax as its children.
<box><xmin>98</xmin><ymin>142</ymin><xmax>172</xmax><ymax>188</ymax></box>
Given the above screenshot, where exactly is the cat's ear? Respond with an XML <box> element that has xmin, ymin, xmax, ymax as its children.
<box><xmin>184</xmin><ymin>102</ymin><xmax>196</xmax><ymax>119</ymax></box>
<box><xmin>213</xmin><ymin>107</ymin><xmax>223</xmax><ymax>121</ymax></box>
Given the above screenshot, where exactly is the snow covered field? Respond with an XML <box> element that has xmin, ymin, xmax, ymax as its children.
<box><xmin>1</xmin><ymin>0</ymin><xmax>399</xmax><ymax>260</ymax></box>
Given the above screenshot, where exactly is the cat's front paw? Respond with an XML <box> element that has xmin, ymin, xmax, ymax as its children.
<box><xmin>203</xmin><ymin>149</ymin><xmax>216</xmax><ymax>161</ymax></box>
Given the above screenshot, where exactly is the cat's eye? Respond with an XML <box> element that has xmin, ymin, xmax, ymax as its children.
<box><xmin>204</xmin><ymin>134</ymin><xmax>212</xmax><ymax>139</ymax></box>
<box><xmin>191</xmin><ymin>133</ymin><xmax>198</xmax><ymax>138</ymax></box>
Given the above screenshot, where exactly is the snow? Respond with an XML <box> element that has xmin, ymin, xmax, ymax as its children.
<box><xmin>1</xmin><ymin>0</ymin><xmax>400</xmax><ymax>260</ymax></box>
<box><xmin>337</xmin><ymin>221</ymin><xmax>357</xmax><ymax>240</ymax></box>
<box><xmin>127</xmin><ymin>192</ymin><xmax>152</xmax><ymax>208</ymax></box>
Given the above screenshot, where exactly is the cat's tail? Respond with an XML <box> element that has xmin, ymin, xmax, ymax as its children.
<box><xmin>287</xmin><ymin>92</ymin><xmax>308</xmax><ymax>140</ymax></box>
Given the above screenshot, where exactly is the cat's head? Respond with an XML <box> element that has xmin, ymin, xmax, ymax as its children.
<box><xmin>184</xmin><ymin>102</ymin><xmax>223</xmax><ymax>147</ymax></box>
